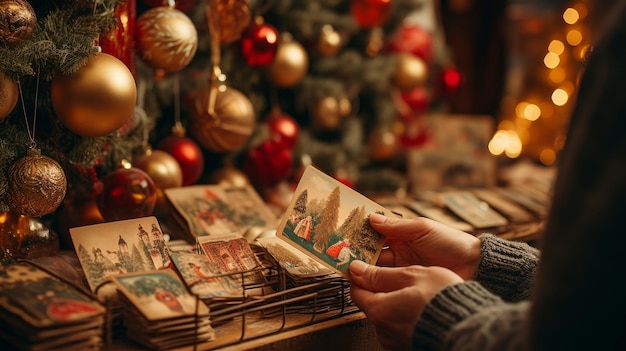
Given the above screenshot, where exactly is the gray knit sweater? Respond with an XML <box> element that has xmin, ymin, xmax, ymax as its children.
<box><xmin>413</xmin><ymin>234</ymin><xmax>538</xmax><ymax>351</ymax></box>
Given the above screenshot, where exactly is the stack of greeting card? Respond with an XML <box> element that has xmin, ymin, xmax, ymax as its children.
<box><xmin>0</xmin><ymin>262</ymin><xmax>106</xmax><ymax>351</ymax></box>
<box><xmin>111</xmin><ymin>269</ymin><xmax>215</xmax><ymax>349</ymax></box>
<box><xmin>70</xmin><ymin>216</ymin><xmax>215</xmax><ymax>347</ymax></box>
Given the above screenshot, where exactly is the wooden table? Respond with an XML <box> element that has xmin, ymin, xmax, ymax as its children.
<box><xmin>108</xmin><ymin>311</ymin><xmax>382</xmax><ymax>351</ymax></box>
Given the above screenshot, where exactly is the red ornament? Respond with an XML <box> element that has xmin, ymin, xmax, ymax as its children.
<box><xmin>267</xmin><ymin>113</ymin><xmax>299</xmax><ymax>150</ymax></box>
<box><xmin>400</xmin><ymin>86</ymin><xmax>430</xmax><ymax>116</ymax></box>
<box><xmin>155</xmin><ymin>134</ymin><xmax>205</xmax><ymax>186</ymax></box>
<box><xmin>99</xmin><ymin>0</ymin><xmax>136</xmax><ymax>76</ymax></box>
<box><xmin>240</xmin><ymin>21</ymin><xmax>279</xmax><ymax>67</ymax></box>
<box><xmin>386</xmin><ymin>22</ymin><xmax>433</xmax><ymax>63</ymax></box>
<box><xmin>401</xmin><ymin>119</ymin><xmax>430</xmax><ymax>147</ymax></box>
<box><xmin>142</xmin><ymin>0</ymin><xmax>197</xmax><ymax>11</ymax></box>
<box><xmin>95</xmin><ymin>167</ymin><xmax>157</xmax><ymax>221</ymax></box>
<box><xmin>350</xmin><ymin>0</ymin><xmax>393</xmax><ymax>29</ymax></box>
<box><xmin>441</xmin><ymin>66</ymin><xmax>462</xmax><ymax>95</ymax></box>
<box><xmin>243</xmin><ymin>140</ymin><xmax>293</xmax><ymax>187</ymax></box>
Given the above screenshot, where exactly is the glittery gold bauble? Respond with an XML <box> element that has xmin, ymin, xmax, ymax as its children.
<box><xmin>264</xmin><ymin>34</ymin><xmax>309</xmax><ymax>88</ymax></box>
<box><xmin>0</xmin><ymin>211</ymin><xmax>59</xmax><ymax>261</ymax></box>
<box><xmin>6</xmin><ymin>149</ymin><xmax>67</xmax><ymax>218</ymax></box>
<box><xmin>51</xmin><ymin>52</ymin><xmax>137</xmax><ymax>137</ymax></box>
<box><xmin>392</xmin><ymin>53</ymin><xmax>428</xmax><ymax>91</ymax></box>
<box><xmin>317</xmin><ymin>24</ymin><xmax>342</xmax><ymax>57</ymax></box>
<box><xmin>368</xmin><ymin>126</ymin><xmax>400</xmax><ymax>161</ymax></box>
<box><xmin>215</xmin><ymin>0</ymin><xmax>251</xmax><ymax>44</ymax></box>
<box><xmin>136</xmin><ymin>6</ymin><xmax>198</xmax><ymax>72</ymax></box>
<box><xmin>0</xmin><ymin>72</ymin><xmax>18</xmax><ymax>119</ymax></box>
<box><xmin>207</xmin><ymin>165</ymin><xmax>250</xmax><ymax>187</ymax></box>
<box><xmin>189</xmin><ymin>85</ymin><xmax>256</xmax><ymax>153</ymax></box>
<box><xmin>0</xmin><ymin>0</ymin><xmax>36</xmax><ymax>45</ymax></box>
<box><xmin>312</xmin><ymin>96</ymin><xmax>341</xmax><ymax>130</ymax></box>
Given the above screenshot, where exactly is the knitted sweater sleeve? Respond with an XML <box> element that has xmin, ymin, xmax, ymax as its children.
<box><xmin>474</xmin><ymin>234</ymin><xmax>540</xmax><ymax>302</ymax></box>
<box><xmin>412</xmin><ymin>234</ymin><xmax>540</xmax><ymax>351</ymax></box>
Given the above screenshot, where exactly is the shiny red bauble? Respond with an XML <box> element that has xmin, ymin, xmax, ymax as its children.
<box><xmin>400</xmin><ymin>86</ymin><xmax>430</xmax><ymax>115</ymax></box>
<box><xmin>386</xmin><ymin>22</ymin><xmax>433</xmax><ymax>63</ymax></box>
<box><xmin>441</xmin><ymin>66</ymin><xmax>462</xmax><ymax>95</ymax></box>
<box><xmin>267</xmin><ymin>113</ymin><xmax>299</xmax><ymax>150</ymax></box>
<box><xmin>350</xmin><ymin>0</ymin><xmax>393</xmax><ymax>29</ymax></box>
<box><xmin>95</xmin><ymin>167</ymin><xmax>157</xmax><ymax>221</ymax></box>
<box><xmin>240</xmin><ymin>22</ymin><xmax>279</xmax><ymax>67</ymax></box>
<box><xmin>156</xmin><ymin>134</ymin><xmax>205</xmax><ymax>185</ymax></box>
<box><xmin>243</xmin><ymin>140</ymin><xmax>293</xmax><ymax>187</ymax></box>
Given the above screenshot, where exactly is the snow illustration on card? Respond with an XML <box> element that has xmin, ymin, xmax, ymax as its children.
<box><xmin>275</xmin><ymin>166</ymin><xmax>397</xmax><ymax>278</ymax></box>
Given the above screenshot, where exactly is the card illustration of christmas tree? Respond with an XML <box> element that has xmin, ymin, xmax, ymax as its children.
<box><xmin>274</xmin><ymin>166</ymin><xmax>397</xmax><ymax>278</ymax></box>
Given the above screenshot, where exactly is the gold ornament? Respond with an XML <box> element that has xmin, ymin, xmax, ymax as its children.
<box><xmin>6</xmin><ymin>149</ymin><xmax>67</xmax><ymax>218</ymax></box>
<box><xmin>136</xmin><ymin>6</ymin><xmax>198</xmax><ymax>72</ymax></box>
<box><xmin>317</xmin><ymin>24</ymin><xmax>342</xmax><ymax>57</ymax></box>
<box><xmin>133</xmin><ymin>149</ymin><xmax>183</xmax><ymax>190</ymax></box>
<box><xmin>338</xmin><ymin>95</ymin><xmax>352</xmax><ymax>117</ymax></box>
<box><xmin>312</xmin><ymin>96</ymin><xmax>341</xmax><ymax>130</ymax></box>
<box><xmin>133</xmin><ymin>148</ymin><xmax>183</xmax><ymax>216</ymax></box>
<box><xmin>0</xmin><ymin>0</ymin><xmax>37</xmax><ymax>45</ymax></box>
<box><xmin>214</xmin><ymin>0</ymin><xmax>251</xmax><ymax>44</ymax></box>
<box><xmin>368</xmin><ymin>126</ymin><xmax>400</xmax><ymax>161</ymax></box>
<box><xmin>0</xmin><ymin>72</ymin><xmax>18</xmax><ymax>119</ymax></box>
<box><xmin>264</xmin><ymin>34</ymin><xmax>309</xmax><ymax>88</ymax></box>
<box><xmin>207</xmin><ymin>165</ymin><xmax>250</xmax><ymax>187</ymax></box>
<box><xmin>0</xmin><ymin>211</ymin><xmax>59</xmax><ymax>260</ymax></box>
<box><xmin>189</xmin><ymin>85</ymin><xmax>256</xmax><ymax>153</ymax></box>
<box><xmin>392</xmin><ymin>53</ymin><xmax>428</xmax><ymax>91</ymax></box>
<box><xmin>51</xmin><ymin>52</ymin><xmax>136</xmax><ymax>137</ymax></box>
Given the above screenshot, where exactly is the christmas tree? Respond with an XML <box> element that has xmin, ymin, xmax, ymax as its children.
<box><xmin>0</xmin><ymin>0</ymin><xmax>452</xmax><ymax>253</ymax></box>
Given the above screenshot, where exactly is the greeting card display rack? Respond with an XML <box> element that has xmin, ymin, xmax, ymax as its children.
<box><xmin>88</xmin><ymin>249</ymin><xmax>361</xmax><ymax>350</ymax></box>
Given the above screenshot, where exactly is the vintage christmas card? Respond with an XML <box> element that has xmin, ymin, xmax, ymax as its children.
<box><xmin>274</xmin><ymin>166</ymin><xmax>397</xmax><ymax>278</ymax></box>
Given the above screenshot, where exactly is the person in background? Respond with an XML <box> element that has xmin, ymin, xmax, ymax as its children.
<box><xmin>348</xmin><ymin>2</ymin><xmax>626</xmax><ymax>350</ymax></box>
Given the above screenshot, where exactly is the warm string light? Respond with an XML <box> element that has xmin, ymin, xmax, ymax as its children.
<box><xmin>489</xmin><ymin>1</ymin><xmax>590</xmax><ymax>165</ymax></box>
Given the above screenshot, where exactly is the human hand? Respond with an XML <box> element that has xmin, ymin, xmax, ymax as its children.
<box><xmin>349</xmin><ymin>260</ymin><xmax>463</xmax><ymax>351</ymax></box>
<box><xmin>370</xmin><ymin>213</ymin><xmax>481</xmax><ymax>280</ymax></box>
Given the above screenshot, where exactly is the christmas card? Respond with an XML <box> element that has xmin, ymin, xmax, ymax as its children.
<box><xmin>164</xmin><ymin>184</ymin><xmax>278</xmax><ymax>241</ymax></box>
<box><xmin>272</xmin><ymin>166</ymin><xmax>397</xmax><ymax>279</ymax></box>
<box><xmin>69</xmin><ymin>216</ymin><xmax>172</xmax><ymax>296</ymax></box>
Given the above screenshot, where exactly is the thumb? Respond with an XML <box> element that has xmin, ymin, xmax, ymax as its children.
<box><xmin>350</xmin><ymin>260</ymin><xmax>415</xmax><ymax>292</ymax></box>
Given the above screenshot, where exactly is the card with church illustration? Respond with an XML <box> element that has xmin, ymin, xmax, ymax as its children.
<box><xmin>275</xmin><ymin>166</ymin><xmax>397</xmax><ymax>279</ymax></box>
<box><xmin>196</xmin><ymin>233</ymin><xmax>266</xmax><ymax>286</ymax></box>
<box><xmin>165</xmin><ymin>184</ymin><xmax>278</xmax><ymax>239</ymax></box>
<box><xmin>69</xmin><ymin>216</ymin><xmax>171</xmax><ymax>293</ymax></box>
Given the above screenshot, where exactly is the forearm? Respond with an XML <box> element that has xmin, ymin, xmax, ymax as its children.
<box><xmin>413</xmin><ymin>281</ymin><xmax>531</xmax><ymax>351</ymax></box>
<box><xmin>475</xmin><ymin>234</ymin><xmax>540</xmax><ymax>302</ymax></box>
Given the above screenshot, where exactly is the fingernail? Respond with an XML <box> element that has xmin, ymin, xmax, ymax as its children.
<box><xmin>350</xmin><ymin>260</ymin><xmax>368</xmax><ymax>276</ymax></box>
<box><xmin>369</xmin><ymin>213</ymin><xmax>386</xmax><ymax>224</ymax></box>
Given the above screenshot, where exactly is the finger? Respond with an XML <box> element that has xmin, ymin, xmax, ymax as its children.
<box><xmin>349</xmin><ymin>279</ymin><xmax>377</xmax><ymax>313</ymax></box>
<box><xmin>350</xmin><ymin>260</ymin><xmax>418</xmax><ymax>292</ymax></box>
<box><xmin>369</xmin><ymin>213</ymin><xmax>432</xmax><ymax>241</ymax></box>
<box><xmin>376</xmin><ymin>248</ymin><xmax>395</xmax><ymax>267</ymax></box>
